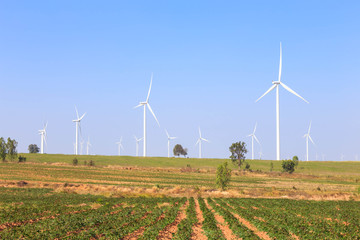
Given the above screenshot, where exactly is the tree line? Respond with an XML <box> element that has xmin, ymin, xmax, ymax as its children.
<box><xmin>0</xmin><ymin>137</ymin><xmax>18</xmax><ymax>162</ymax></box>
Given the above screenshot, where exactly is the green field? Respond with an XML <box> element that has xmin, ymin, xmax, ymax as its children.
<box><xmin>0</xmin><ymin>188</ymin><xmax>359</xmax><ymax>239</ymax></box>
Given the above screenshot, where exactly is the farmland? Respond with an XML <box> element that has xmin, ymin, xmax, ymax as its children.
<box><xmin>0</xmin><ymin>188</ymin><xmax>359</xmax><ymax>239</ymax></box>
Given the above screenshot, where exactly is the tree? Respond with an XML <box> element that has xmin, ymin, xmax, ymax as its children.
<box><xmin>229</xmin><ymin>141</ymin><xmax>248</xmax><ymax>169</ymax></box>
<box><xmin>28</xmin><ymin>144</ymin><xmax>40</xmax><ymax>153</ymax></box>
<box><xmin>282</xmin><ymin>159</ymin><xmax>296</xmax><ymax>173</ymax></box>
<box><xmin>6</xmin><ymin>138</ymin><xmax>18</xmax><ymax>161</ymax></box>
<box><xmin>216</xmin><ymin>162</ymin><xmax>232</xmax><ymax>190</ymax></box>
<box><xmin>0</xmin><ymin>138</ymin><xmax>7</xmax><ymax>162</ymax></box>
<box><xmin>292</xmin><ymin>156</ymin><xmax>299</xmax><ymax>167</ymax></box>
<box><xmin>173</xmin><ymin>144</ymin><xmax>187</xmax><ymax>157</ymax></box>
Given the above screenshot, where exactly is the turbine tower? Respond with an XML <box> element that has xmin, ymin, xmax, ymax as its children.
<box><xmin>165</xmin><ymin>129</ymin><xmax>177</xmax><ymax>158</ymax></box>
<box><xmin>196</xmin><ymin>128</ymin><xmax>209</xmax><ymax>158</ymax></box>
<box><xmin>72</xmin><ymin>106</ymin><xmax>86</xmax><ymax>155</ymax></box>
<box><xmin>256</xmin><ymin>42</ymin><xmax>309</xmax><ymax>160</ymax></box>
<box><xmin>86</xmin><ymin>137</ymin><xmax>91</xmax><ymax>155</ymax></box>
<box><xmin>247</xmin><ymin>123</ymin><xmax>260</xmax><ymax>160</ymax></box>
<box><xmin>134</xmin><ymin>136</ymin><xmax>143</xmax><ymax>157</ymax></box>
<box><xmin>38</xmin><ymin>122</ymin><xmax>47</xmax><ymax>154</ymax></box>
<box><xmin>303</xmin><ymin>121</ymin><xmax>315</xmax><ymax>161</ymax></box>
<box><xmin>134</xmin><ymin>74</ymin><xmax>160</xmax><ymax>157</ymax></box>
<box><xmin>116</xmin><ymin>137</ymin><xmax>124</xmax><ymax>156</ymax></box>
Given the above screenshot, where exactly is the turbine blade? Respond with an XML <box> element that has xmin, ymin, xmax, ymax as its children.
<box><xmin>278</xmin><ymin>42</ymin><xmax>282</xmax><ymax>82</ymax></box>
<box><xmin>280</xmin><ymin>82</ymin><xmax>309</xmax><ymax>103</ymax></box>
<box><xmin>75</xmin><ymin>106</ymin><xmax>79</xmax><ymax>119</ymax></box>
<box><xmin>253</xmin><ymin>122</ymin><xmax>257</xmax><ymax>134</ymax></box>
<box><xmin>170</xmin><ymin>137</ymin><xmax>177</xmax><ymax>140</ymax></box>
<box><xmin>146</xmin><ymin>73</ymin><xmax>153</xmax><ymax>103</ymax></box>
<box><xmin>199</xmin><ymin>128</ymin><xmax>202</xmax><ymax>138</ymax></box>
<box><xmin>134</xmin><ymin>103</ymin><xmax>143</xmax><ymax>109</ymax></box>
<box><xmin>79</xmin><ymin>113</ymin><xmax>86</xmax><ymax>121</ymax></box>
<box><xmin>309</xmin><ymin>135</ymin><xmax>315</xmax><ymax>145</ymax></box>
<box><xmin>308</xmin><ymin>121</ymin><xmax>312</xmax><ymax>135</ymax></box>
<box><xmin>254</xmin><ymin>135</ymin><xmax>261</xmax><ymax>145</ymax></box>
<box><xmin>202</xmin><ymin>138</ymin><xmax>210</xmax><ymax>143</ymax></box>
<box><xmin>255</xmin><ymin>84</ymin><xmax>276</xmax><ymax>102</ymax></box>
<box><xmin>195</xmin><ymin>139</ymin><xmax>200</xmax><ymax>145</ymax></box>
<box><xmin>165</xmin><ymin>129</ymin><xmax>169</xmax><ymax>138</ymax></box>
<box><xmin>147</xmin><ymin>104</ymin><xmax>160</xmax><ymax>127</ymax></box>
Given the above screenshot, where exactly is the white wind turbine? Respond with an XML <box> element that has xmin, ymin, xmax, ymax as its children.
<box><xmin>134</xmin><ymin>74</ymin><xmax>160</xmax><ymax>157</ymax></box>
<box><xmin>38</xmin><ymin>122</ymin><xmax>47</xmax><ymax>154</ymax></box>
<box><xmin>303</xmin><ymin>121</ymin><xmax>315</xmax><ymax>161</ymax></box>
<box><xmin>256</xmin><ymin>42</ymin><xmax>309</xmax><ymax>160</ymax></box>
<box><xmin>116</xmin><ymin>137</ymin><xmax>124</xmax><ymax>156</ymax></box>
<box><xmin>86</xmin><ymin>137</ymin><xmax>91</xmax><ymax>155</ymax></box>
<box><xmin>80</xmin><ymin>140</ymin><xmax>84</xmax><ymax>155</ymax></box>
<box><xmin>196</xmin><ymin>128</ymin><xmax>209</xmax><ymax>158</ymax></box>
<box><xmin>134</xmin><ymin>136</ymin><xmax>143</xmax><ymax>157</ymax></box>
<box><xmin>165</xmin><ymin>129</ymin><xmax>177</xmax><ymax>158</ymax></box>
<box><xmin>247</xmin><ymin>123</ymin><xmax>261</xmax><ymax>160</ymax></box>
<box><xmin>72</xmin><ymin>106</ymin><xmax>86</xmax><ymax>155</ymax></box>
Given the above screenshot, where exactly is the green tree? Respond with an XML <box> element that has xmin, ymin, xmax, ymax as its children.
<box><xmin>216</xmin><ymin>162</ymin><xmax>232</xmax><ymax>190</ymax></box>
<box><xmin>0</xmin><ymin>138</ymin><xmax>7</xmax><ymax>162</ymax></box>
<box><xmin>173</xmin><ymin>144</ymin><xmax>187</xmax><ymax>157</ymax></box>
<box><xmin>6</xmin><ymin>138</ymin><xmax>18</xmax><ymax>161</ymax></box>
<box><xmin>292</xmin><ymin>156</ymin><xmax>299</xmax><ymax>167</ymax></box>
<box><xmin>229</xmin><ymin>141</ymin><xmax>248</xmax><ymax>169</ymax></box>
<box><xmin>282</xmin><ymin>159</ymin><xmax>296</xmax><ymax>173</ymax></box>
<box><xmin>28</xmin><ymin>144</ymin><xmax>40</xmax><ymax>153</ymax></box>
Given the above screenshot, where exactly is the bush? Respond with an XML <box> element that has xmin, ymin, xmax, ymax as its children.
<box><xmin>292</xmin><ymin>156</ymin><xmax>299</xmax><ymax>167</ymax></box>
<box><xmin>84</xmin><ymin>160</ymin><xmax>87</xmax><ymax>166</ymax></box>
<box><xmin>270</xmin><ymin>162</ymin><xmax>274</xmax><ymax>172</ymax></box>
<box><xmin>72</xmin><ymin>158</ymin><xmax>78</xmax><ymax>166</ymax></box>
<box><xmin>18</xmin><ymin>155</ymin><xmax>26</xmax><ymax>163</ymax></box>
<box><xmin>216</xmin><ymin>162</ymin><xmax>232</xmax><ymax>190</ymax></box>
<box><xmin>89</xmin><ymin>160</ymin><xmax>95</xmax><ymax>167</ymax></box>
<box><xmin>245</xmin><ymin>162</ymin><xmax>251</xmax><ymax>171</ymax></box>
<box><xmin>282</xmin><ymin>160</ymin><xmax>296</xmax><ymax>173</ymax></box>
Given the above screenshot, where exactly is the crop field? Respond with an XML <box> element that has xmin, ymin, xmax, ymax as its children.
<box><xmin>0</xmin><ymin>188</ymin><xmax>359</xmax><ymax>239</ymax></box>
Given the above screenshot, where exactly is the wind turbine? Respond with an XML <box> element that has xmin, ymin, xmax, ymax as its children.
<box><xmin>303</xmin><ymin>121</ymin><xmax>315</xmax><ymax>161</ymax></box>
<box><xmin>72</xmin><ymin>106</ymin><xmax>86</xmax><ymax>155</ymax></box>
<box><xmin>247</xmin><ymin>123</ymin><xmax>260</xmax><ymax>160</ymax></box>
<box><xmin>259</xmin><ymin>151</ymin><xmax>264</xmax><ymax>160</ymax></box>
<box><xmin>116</xmin><ymin>137</ymin><xmax>124</xmax><ymax>156</ymax></box>
<box><xmin>165</xmin><ymin>129</ymin><xmax>177</xmax><ymax>158</ymax></box>
<box><xmin>134</xmin><ymin>136</ymin><xmax>143</xmax><ymax>157</ymax></box>
<box><xmin>256</xmin><ymin>42</ymin><xmax>309</xmax><ymax>160</ymax></box>
<box><xmin>196</xmin><ymin>128</ymin><xmax>209</xmax><ymax>158</ymax></box>
<box><xmin>80</xmin><ymin>140</ymin><xmax>84</xmax><ymax>155</ymax></box>
<box><xmin>134</xmin><ymin>74</ymin><xmax>160</xmax><ymax>157</ymax></box>
<box><xmin>38</xmin><ymin>122</ymin><xmax>47</xmax><ymax>154</ymax></box>
<box><xmin>86</xmin><ymin>137</ymin><xmax>91</xmax><ymax>155</ymax></box>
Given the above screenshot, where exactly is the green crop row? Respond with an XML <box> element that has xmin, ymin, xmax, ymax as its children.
<box><xmin>173</xmin><ymin>197</ymin><xmax>197</xmax><ymax>240</ymax></box>
<box><xmin>198</xmin><ymin>197</ymin><xmax>225</xmax><ymax>240</ymax></box>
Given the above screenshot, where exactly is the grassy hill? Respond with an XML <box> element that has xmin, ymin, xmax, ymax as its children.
<box><xmin>18</xmin><ymin>153</ymin><xmax>360</xmax><ymax>177</ymax></box>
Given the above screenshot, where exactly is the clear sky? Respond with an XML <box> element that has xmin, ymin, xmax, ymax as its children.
<box><xmin>0</xmin><ymin>1</ymin><xmax>359</xmax><ymax>160</ymax></box>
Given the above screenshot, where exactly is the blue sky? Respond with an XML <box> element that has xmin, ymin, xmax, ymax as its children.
<box><xmin>0</xmin><ymin>1</ymin><xmax>359</xmax><ymax>160</ymax></box>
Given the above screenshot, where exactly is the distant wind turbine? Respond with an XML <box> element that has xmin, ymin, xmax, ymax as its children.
<box><xmin>256</xmin><ymin>42</ymin><xmax>309</xmax><ymax>160</ymax></box>
<box><xmin>38</xmin><ymin>122</ymin><xmax>47</xmax><ymax>154</ymax></box>
<box><xmin>116</xmin><ymin>137</ymin><xmax>124</xmax><ymax>156</ymax></box>
<box><xmin>86</xmin><ymin>137</ymin><xmax>91</xmax><ymax>155</ymax></box>
<box><xmin>134</xmin><ymin>74</ymin><xmax>160</xmax><ymax>157</ymax></box>
<box><xmin>80</xmin><ymin>140</ymin><xmax>84</xmax><ymax>155</ymax></box>
<box><xmin>134</xmin><ymin>136</ymin><xmax>143</xmax><ymax>157</ymax></box>
<box><xmin>196</xmin><ymin>128</ymin><xmax>209</xmax><ymax>158</ymax></box>
<box><xmin>303</xmin><ymin>121</ymin><xmax>315</xmax><ymax>161</ymax></box>
<box><xmin>259</xmin><ymin>151</ymin><xmax>264</xmax><ymax>160</ymax></box>
<box><xmin>165</xmin><ymin>129</ymin><xmax>177</xmax><ymax>158</ymax></box>
<box><xmin>247</xmin><ymin>123</ymin><xmax>260</xmax><ymax>160</ymax></box>
<box><xmin>72</xmin><ymin>106</ymin><xmax>86</xmax><ymax>155</ymax></box>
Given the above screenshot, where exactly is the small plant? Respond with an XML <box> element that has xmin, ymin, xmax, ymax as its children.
<box><xmin>18</xmin><ymin>155</ymin><xmax>26</xmax><ymax>163</ymax></box>
<box><xmin>245</xmin><ymin>162</ymin><xmax>251</xmax><ymax>171</ymax></box>
<box><xmin>72</xmin><ymin>158</ymin><xmax>78</xmax><ymax>166</ymax></box>
<box><xmin>84</xmin><ymin>160</ymin><xmax>87</xmax><ymax>166</ymax></box>
<box><xmin>282</xmin><ymin>159</ymin><xmax>296</xmax><ymax>173</ymax></box>
<box><xmin>89</xmin><ymin>160</ymin><xmax>95</xmax><ymax>166</ymax></box>
<box><xmin>216</xmin><ymin>162</ymin><xmax>232</xmax><ymax>190</ymax></box>
<box><xmin>317</xmin><ymin>186</ymin><xmax>321</xmax><ymax>191</ymax></box>
<box><xmin>270</xmin><ymin>162</ymin><xmax>274</xmax><ymax>172</ymax></box>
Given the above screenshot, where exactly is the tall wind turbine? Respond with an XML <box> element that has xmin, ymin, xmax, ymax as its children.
<box><xmin>134</xmin><ymin>136</ymin><xmax>143</xmax><ymax>157</ymax></box>
<box><xmin>116</xmin><ymin>137</ymin><xmax>124</xmax><ymax>156</ymax></box>
<box><xmin>303</xmin><ymin>121</ymin><xmax>315</xmax><ymax>161</ymax></box>
<box><xmin>134</xmin><ymin>74</ymin><xmax>160</xmax><ymax>157</ymax></box>
<box><xmin>196</xmin><ymin>128</ymin><xmax>209</xmax><ymax>158</ymax></box>
<box><xmin>86</xmin><ymin>137</ymin><xmax>91</xmax><ymax>155</ymax></box>
<box><xmin>247</xmin><ymin>123</ymin><xmax>260</xmax><ymax>160</ymax></box>
<box><xmin>256</xmin><ymin>42</ymin><xmax>309</xmax><ymax>160</ymax></box>
<box><xmin>165</xmin><ymin>129</ymin><xmax>177</xmax><ymax>158</ymax></box>
<box><xmin>38</xmin><ymin>122</ymin><xmax>47</xmax><ymax>154</ymax></box>
<box><xmin>80</xmin><ymin>140</ymin><xmax>84</xmax><ymax>155</ymax></box>
<box><xmin>72</xmin><ymin>106</ymin><xmax>86</xmax><ymax>155</ymax></box>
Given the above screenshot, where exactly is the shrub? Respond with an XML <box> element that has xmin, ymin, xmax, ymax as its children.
<box><xmin>84</xmin><ymin>160</ymin><xmax>87</xmax><ymax>166</ymax></box>
<box><xmin>245</xmin><ymin>162</ymin><xmax>251</xmax><ymax>171</ymax></box>
<box><xmin>72</xmin><ymin>158</ymin><xmax>78</xmax><ymax>166</ymax></box>
<box><xmin>282</xmin><ymin>160</ymin><xmax>296</xmax><ymax>173</ymax></box>
<box><xmin>18</xmin><ymin>155</ymin><xmax>26</xmax><ymax>163</ymax></box>
<box><xmin>292</xmin><ymin>156</ymin><xmax>299</xmax><ymax>167</ymax></box>
<box><xmin>270</xmin><ymin>162</ymin><xmax>274</xmax><ymax>172</ymax></box>
<box><xmin>216</xmin><ymin>162</ymin><xmax>232</xmax><ymax>190</ymax></box>
<box><xmin>89</xmin><ymin>160</ymin><xmax>95</xmax><ymax>166</ymax></box>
